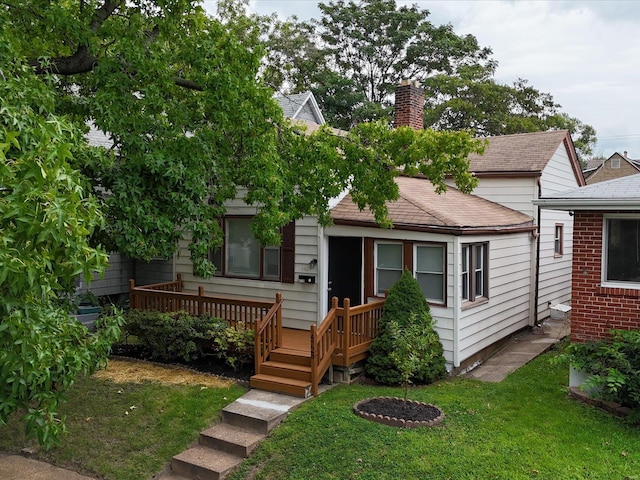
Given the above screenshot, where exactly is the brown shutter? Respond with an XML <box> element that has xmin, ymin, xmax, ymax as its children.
<box><xmin>403</xmin><ymin>241</ymin><xmax>413</xmax><ymax>272</ymax></box>
<box><xmin>364</xmin><ymin>238</ymin><xmax>374</xmax><ymax>298</ymax></box>
<box><xmin>280</xmin><ymin>221</ymin><xmax>296</xmax><ymax>283</ymax></box>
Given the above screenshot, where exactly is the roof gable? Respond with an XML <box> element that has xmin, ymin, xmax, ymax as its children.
<box><xmin>331</xmin><ymin>176</ymin><xmax>534</xmax><ymax>234</ymax></box>
<box><xmin>275</xmin><ymin>91</ymin><xmax>325</xmax><ymax>125</ymax></box>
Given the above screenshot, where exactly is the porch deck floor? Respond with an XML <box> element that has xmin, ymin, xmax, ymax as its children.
<box><xmin>281</xmin><ymin>327</ymin><xmax>311</xmax><ymax>353</ymax></box>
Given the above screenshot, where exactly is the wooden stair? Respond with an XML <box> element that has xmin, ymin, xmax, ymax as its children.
<box><xmin>250</xmin><ymin>347</ymin><xmax>313</xmax><ymax>398</ymax></box>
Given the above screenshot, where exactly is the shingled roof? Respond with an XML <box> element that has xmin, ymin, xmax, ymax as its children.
<box><xmin>467</xmin><ymin>130</ymin><xmax>576</xmax><ymax>175</ymax></box>
<box><xmin>331</xmin><ymin>176</ymin><xmax>534</xmax><ymax>235</ymax></box>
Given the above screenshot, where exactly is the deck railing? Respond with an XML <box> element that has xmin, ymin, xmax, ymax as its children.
<box><xmin>254</xmin><ymin>293</ymin><xmax>284</xmax><ymax>376</ymax></box>
<box><xmin>310</xmin><ymin>297</ymin><xmax>385</xmax><ymax>395</ymax></box>
<box><xmin>129</xmin><ymin>276</ymin><xmax>278</xmax><ymax>331</ymax></box>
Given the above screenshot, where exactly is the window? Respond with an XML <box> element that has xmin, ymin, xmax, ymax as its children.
<box><xmin>554</xmin><ymin>224</ymin><xmax>564</xmax><ymax>256</ymax></box>
<box><xmin>604</xmin><ymin>217</ymin><xmax>640</xmax><ymax>285</ymax></box>
<box><xmin>209</xmin><ymin>218</ymin><xmax>295</xmax><ymax>282</ymax></box>
<box><xmin>415</xmin><ymin>245</ymin><xmax>445</xmax><ymax>303</ymax></box>
<box><xmin>462</xmin><ymin>243</ymin><xmax>488</xmax><ymax>302</ymax></box>
<box><xmin>611</xmin><ymin>157</ymin><xmax>621</xmax><ymax>169</ymax></box>
<box><xmin>375</xmin><ymin>242</ymin><xmax>403</xmax><ymax>295</ymax></box>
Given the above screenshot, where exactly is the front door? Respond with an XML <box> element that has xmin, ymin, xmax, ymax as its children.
<box><xmin>328</xmin><ymin>237</ymin><xmax>362</xmax><ymax>309</ymax></box>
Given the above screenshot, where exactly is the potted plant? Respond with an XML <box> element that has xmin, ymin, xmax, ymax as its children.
<box><xmin>74</xmin><ymin>291</ymin><xmax>101</xmax><ymax>328</ymax></box>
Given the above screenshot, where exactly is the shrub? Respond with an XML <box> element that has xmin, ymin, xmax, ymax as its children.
<box><xmin>566</xmin><ymin>329</ymin><xmax>640</xmax><ymax>410</ymax></box>
<box><xmin>123</xmin><ymin>310</ymin><xmax>224</xmax><ymax>362</ymax></box>
<box><xmin>210</xmin><ymin>323</ymin><xmax>254</xmax><ymax>371</ymax></box>
<box><xmin>366</xmin><ymin>270</ymin><xmax>446</xmax><ymax>385</ymax></box>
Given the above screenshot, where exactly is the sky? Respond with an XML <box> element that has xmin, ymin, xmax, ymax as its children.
<box><xmin>202</xmin><ymin>0</ymin><xmax>640</xmax><ymax>159</ymax></box>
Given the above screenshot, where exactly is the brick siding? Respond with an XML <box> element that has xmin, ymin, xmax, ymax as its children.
<box><xmin>571</xmin><ymin>212</ymin><xmax>640</xmax><ymax>342</ymax></box>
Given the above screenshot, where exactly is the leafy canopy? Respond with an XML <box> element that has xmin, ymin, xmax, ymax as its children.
<box><xmin>260</xmin><ymin>0</ymin><xmax>596</xmax><ymax>157</ymax></box>
<box><xmin>0</xmin><ymin>36</ymin><xmax>122</xmax><ymax>448</ymax></box>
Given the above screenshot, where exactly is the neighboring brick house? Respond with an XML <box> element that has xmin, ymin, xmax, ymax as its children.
<box><xmin>535</xmin><ymin>174</ymin><xmax>640</xmax><ymax>343</ymax></box>
<box><xmin>583</xmin><ymin>151</ymin><xmax>640</xmax><ymax>184</ymax></box>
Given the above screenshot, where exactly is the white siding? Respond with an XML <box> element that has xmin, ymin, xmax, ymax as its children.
<box><xmin>175</xmin><ymin>215</ymin><xmax>321</xmax><ymax>330</ymax></box>
<box><xmin>447</xmin><ymin>177</ymin><xmax>537</xmax><ymax>217</ymax></box>
<box><xmin>457</xmin><ymin>233</ymin><xmax>533</xmax><ymax>364</ymax></box>
<box><xmin>536</xmin><ymin>144</ymin><xmax>580</xmax><ymax>321</ymax></box>
<box><xmin>79</xmin><ymin>253</ymin><xmax>134</xmax><ymax>297</ymax></box>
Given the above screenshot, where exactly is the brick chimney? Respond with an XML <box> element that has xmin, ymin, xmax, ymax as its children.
<box><xmin>394</xmin><ymin>79</ymin><xmax>424</xmax><ymax>130</ymax></box>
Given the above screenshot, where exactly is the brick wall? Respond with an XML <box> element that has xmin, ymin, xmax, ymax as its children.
<box><xmin>394</xmin><ymin>80</ymin><xmax>424</xmax><ymax>130</ymax></box>
<box><xmin>571</xmin><ymin>211</ymin><xmax>640</xmax><ymax>342</ymax></box>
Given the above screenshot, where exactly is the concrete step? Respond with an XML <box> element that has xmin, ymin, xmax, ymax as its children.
<box><xmin>171</xmin><ymin>445</ymin><xmax>241</xmax><ymax>480</ymax></box>
<box><xmin>199</xmin><ymin>423</ymin><xmax>265</xmax><ymax>457</ymax></box>
<box><xmin>221</xmin><ymin>390</ymin><xmax>306</xmax><ymax>433</ymax></box>
<box><xmin>249</xmin><ymin>374</ymin><xmax>312</xmax><ymax>398</ymax></box>
<box><xmin>260</xmin><ymin>361</ymin><xmax>312</xmax><ymax>382</ymax></box>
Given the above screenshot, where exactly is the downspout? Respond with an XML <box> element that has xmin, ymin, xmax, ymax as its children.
<box><xmin>452</xmin><ymin>236</ymin><xmax>461</xmax><ymax>368</ymax></box>
<box><xmin>533</xmin><ymin>179</ymin><xmax>542</xmax><ymax>326</ymax></box>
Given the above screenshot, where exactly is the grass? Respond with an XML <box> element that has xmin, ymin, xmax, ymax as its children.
<box><xmin>0</xmin><ymin>359</ymin><xmax>247</xmax><ymax>480</ymax></box>
<box><xmin>1</xmin><ymin>343</ymin><xmax>638</xmax><ymax>480</ymax></box>
<box><xmin>227</xmin><ymin>342</ymin><xmax>640</xmax><ymax>480</ymax></box>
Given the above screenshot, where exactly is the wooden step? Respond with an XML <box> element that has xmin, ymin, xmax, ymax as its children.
<box><xmin>199</xmin><ymin>423</ymin><xmax>265</xmax><ymax>458</ymax></box>
<box><xmin>250</xmin><ymin>374</ymin><xmax>312</xmax><ymax>398</ymax></box>
<box><xmin>269</xmin><ymin>348</ymin><xmax>311</xmax><ymax>366</ymax></box>
<box><xmin>260</xmin><ymin>361</ymin><xmax>312</xmax><ymax>382</ymax></box>
<box><xmin>172</xmin><ymin>445</ymin><xmax>241</xmax><ymax>480</ymax></box>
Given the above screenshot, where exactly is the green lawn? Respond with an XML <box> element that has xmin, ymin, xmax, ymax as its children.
<box><xmin>0</xmin><ymin>360</ymin><xmax>247</xmax><ymax>480</ymax></box>
<box><xmin>228</xmin><ymin>343</ymin><xmax>640</xmax><ymax>480</ymax></box>
<box><xmin>1</xmin><ymin>344</ymin><xmax>638</xmax><ymax>480</ymax></box>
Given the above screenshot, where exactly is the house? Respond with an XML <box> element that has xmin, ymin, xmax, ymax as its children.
<box><xmin>174</xmin><ymin>83</ymin><xmax>584</xmax><ymax>374</ymax></box>
<box><xmin>534</xmin><ymin>173</ymin><xmax>640</xmax><ymax>346</ymax></box>
<box><xmin>583</xmin><ymin>151</ymin><xmax>640</xmax><ymax>184</ymax></box>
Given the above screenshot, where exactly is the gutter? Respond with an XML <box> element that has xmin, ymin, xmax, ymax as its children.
<box><xmin>533</xmin><ymin>198</ymin><xmax>640</xmax><ymax>210</ymax></box>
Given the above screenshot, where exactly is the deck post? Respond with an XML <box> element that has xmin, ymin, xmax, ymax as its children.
<box><xmin>310</xmin><ymin>324</ymin><xmax>318</xmax><ymax>396</ymax></box>
<box><xmin>343</xmin><ymin>298</ymin><xmax>351</xmax><ymax>366</ymax></box>
<box><xmin>176</xmin><ymin>273</ymin><xmax>183</xmax><ymax>291</ymax></box>
<box><xmin>275</xmin><ymin>292</ymin><xmax>283</xmax><ymax>348</ymax></box>
<box><xmin>129</xmin><ymin>279</ymin><xmax>136</xmax><ymax>309</ymax></box>
<box><xmin>198</xmin><ymin>286</ymin><xmax>205</xmax><ymax>317</ymax></box>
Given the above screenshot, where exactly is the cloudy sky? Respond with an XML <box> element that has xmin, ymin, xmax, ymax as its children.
<box><xmin>203</xmin><ymin>1</ymin><xmax>640</xmax><ymax>159</ymax></box>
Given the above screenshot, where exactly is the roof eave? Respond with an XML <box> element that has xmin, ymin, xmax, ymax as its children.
<box><xmin>534</xmin><ymin>198</ymin><xmax>640</xmax><ymax>211</ymax></box>
<box><xmin>332</xmin><ymin>218</ymin><xmax>535</xmax><ymax>235</ymax></box>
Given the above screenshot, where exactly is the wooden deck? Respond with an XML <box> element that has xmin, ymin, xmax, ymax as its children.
<box><xmin>129</xmin><ymin>277</ymin><xmax>385</xmax><ymax>397</ymax></box>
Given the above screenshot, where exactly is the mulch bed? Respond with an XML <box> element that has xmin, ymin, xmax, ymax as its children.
<box><xmin>354</xmin><ymin>397</ymin><xmax>444</xmax><ymax>428</ymax></box>
<box><xmin>110</xmin><ymin>344</ymin><xmax>254</xmax><ymax>382</ymax></box>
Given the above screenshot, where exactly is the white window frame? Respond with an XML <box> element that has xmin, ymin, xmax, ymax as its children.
<box><xmin>414</xmin><ymin>243</ymin><xmax>446</xmax><ymax>305</ymax></box>
<box><xmin>602</xmin><ymin>214</ymin><xmax>640</xmax><ymax>290</ymax></box>
<box><xmin>374</xmin><ymin>241</ymin><xmax>403</xmax><ymax>296</ymax></box>
<box><xmin>462</xmin><ymin>242</ymin><xmax>489</xmax><ymax>303</ymax></box>
<box><xmin>554</xmin><ymin>224</ymin><xmax>564</xmax><ymax>256</ymax></box>
<box><xmin>611</xmin><ymin>157</ymin><xmax>621</xmax><ymax>169</ymax></box>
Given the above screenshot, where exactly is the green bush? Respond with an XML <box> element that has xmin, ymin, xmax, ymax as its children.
<box><xmin>123</xmin><ymin>310</ymin><xmax>225</xmax><ymax>362</ymax></box>
<box><xmin>365</xmin><ymin>269</ymin><xmax>446</xmax><ymax>385</ymax></box>
<box><xmin>121</xmin><ymin>310</ymin><xmax>255</xmax><ymax>369</ymax></box>
<box><xmin>566</xmin><ymin>329</ymin><xmax>640</xmax><ymax>410</ymax></box>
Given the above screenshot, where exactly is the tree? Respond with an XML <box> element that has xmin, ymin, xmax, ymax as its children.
<box><xmin>1</xmin><ymin>1</ymin><xmax>484</xmax><ymax>444</ymax></box>
<box><xmin>0</xmin><ymin>38</ymin><xmax>123</xmax><ymax>448</ymax></box>
<box><xmin>261</xmin><ymin>0</ymin><xmax>596</xmax><ymax>157</ymax></box>
<box><xmin>366</xmin><ymin>270</ymin><xmax>446</xmax><ymax>385</ymax></box>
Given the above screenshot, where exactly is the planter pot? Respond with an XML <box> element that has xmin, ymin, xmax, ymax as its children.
<box><xmin>77</xmin><ymin>305</ymin><xmax>101</xmax><ymax>315</ymax></box>
<box><xmin>72</xmin><ymin>312</ymin><xmax>100</xmax><ymax>330</ymax></box>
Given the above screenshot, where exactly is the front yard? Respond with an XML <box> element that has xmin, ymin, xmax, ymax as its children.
<box><xmin>0</xmin><ymin>342</ymin><xmax>638</xmax><ymax>480</ymax></box>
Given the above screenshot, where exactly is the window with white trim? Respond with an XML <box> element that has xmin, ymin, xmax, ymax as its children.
<box><xmin>611</xmin><ymin>157</ymin><xmax>621</xmax><ymax>169</ymax></box>
<box><xmin>462</xmin><ymin>243</ymin><xmax>488</xmax><ymax>302</ymax></box>
<box><xmin>554</xmin><ymin>224</ymin><xmax>564</xmax><ymax>256</ymax></box>
<box><xmin>604</xmin><ymin>217</ymin><xmax>640</xmax><ymax>284</ymax></box>
<box><xmin>415</xmin><ymin>244</ymin><xmax>445</xmax><ymax>304</ymax></box>
<box><xmin>375</xmin><ymin>242</ymin><xmax>403</xmax><ymax>295</ymax></box>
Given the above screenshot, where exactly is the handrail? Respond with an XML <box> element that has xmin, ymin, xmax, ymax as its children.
<box><xmin>310</xmin><ymin>297</ymin><xmax>340</xmax><ymax>396</ymax></box>
<box><xmin>333</xmin><ymin>297</ymin><xmax>385</xmax><ymax>367</ymax></box>
<box><xmin>129</xmin><ymin>273</ymin><xmax>183</xmax><ymax>293</ymax></box>
<box><xmin>254</xmin><ymin>292</ymin><xmax>284</xmax><ymax>376</ymax></box>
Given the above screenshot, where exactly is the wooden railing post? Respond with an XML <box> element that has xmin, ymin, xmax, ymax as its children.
<box><xmin>176</xmin><ymin>273</ymin><xmax>183</xmax><ymax>291</ymax></box>
<box><xmin>310</xmin><ymin>324</ymin><xmax>318</xmax><ymax>396</ymax></box>
<box><xmin>276</xmin><ymin>292</ymin><xmax>283</xmax><ymax>348</ymax></box>
<box><xmin>129</xmin><ymin>279</ymin><xmax>135</xmax><ymax>309</ymax></box>
<box><xmin>343</xmin><ymin>298</ymin><xmax>351</xmax><ymax>366</ymax></box>
<box><xmin>198</xmin><ymin>286</ymin><xmax>205</xmax><ymax>317</ymax></box>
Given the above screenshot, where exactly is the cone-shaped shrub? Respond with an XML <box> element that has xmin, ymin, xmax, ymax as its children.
<box><xmin>365</xmin><ymin>269</ymin><xmax>447</xmax><ymax>385</ymax></box>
